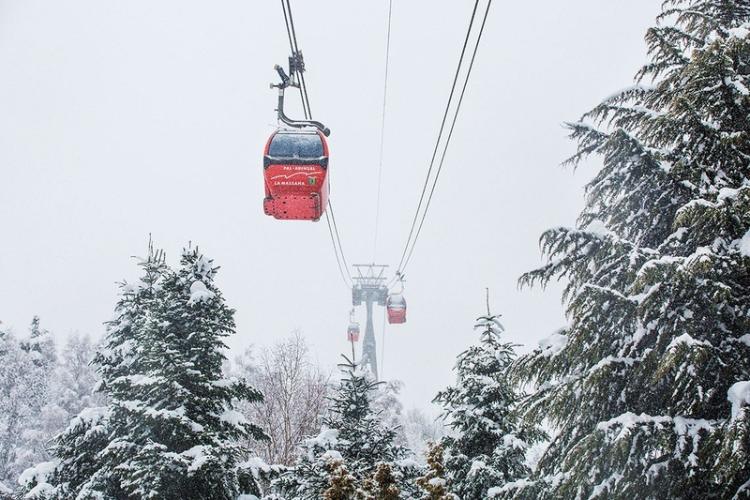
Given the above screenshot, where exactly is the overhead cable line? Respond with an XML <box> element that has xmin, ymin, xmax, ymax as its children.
<box><xmin>394</xmin><ymin>0</ymin><xmax>481</xmax><ymax>274</ymax></box>
<box><xmin>394</xmin><ymin>0</ymin><xmax>492</xmax><ymax>277</ymax></box>
<box><xmin>325</xmin><ymin>204</ymin><xmax>352</xmax><ymax>288</ymax></box>
<box><xmin>372</xmin><ymin>0</ymin><xmax>394</xmax><ymax>261</ymax></box>
<box><xmin>328</xmin><ymin>200</ymin><xmax>352</xmax><ymax>284</ymax></box>
<box><xmin>280</xmin><ymin>0</ymin><xmax>309</xmax><ymax>119</ymax></box>
<box><xmin>286</xmin><ymin>0</ymin><xmax>315</xmax><ymax>119</ymax></box>
<box><xmin>401</xmin><ymin>0</ymin><xmax>493</xmax><ymax>272</ymax></box>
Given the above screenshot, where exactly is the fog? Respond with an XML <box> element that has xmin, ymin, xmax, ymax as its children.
<box><xmin>0</xmin><ymin>0</ymin><xmax>655</xmax><ymax>411</ymax></box>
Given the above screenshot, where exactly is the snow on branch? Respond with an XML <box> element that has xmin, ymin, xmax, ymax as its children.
<box><xmin>728</xmin><ymin>381</ymin><xmax>750</xmax><ymax>420</ymax></box>
<box><xmin>188</xmin><ymin>280</ymin><xmax>215</xmax><ymax>305</ymax></box>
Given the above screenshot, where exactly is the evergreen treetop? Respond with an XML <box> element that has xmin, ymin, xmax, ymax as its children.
<box><xmin>21</xmin><ymin>244</ymin><xmax>268</xmax><ymax>500</ymax></box>
<box><xmin>416</xmin><ymin>442</ymin><xmax>454</xmax><ymax>500</ymax></box>
<box><xmin>273</xmin><ymin>357</ymin><xmax>417</xmax><ymax>499</ymax></box>
<box><xmin>434</xmin><ymin>310</ymin><xmax>535</xmax><ymax>499</ymax></box>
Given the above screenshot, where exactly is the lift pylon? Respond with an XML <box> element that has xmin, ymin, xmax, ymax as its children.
<box><xmin>351</xmin><ymin>264</ymin><xmax>388</xmax><ymax>380</ymax></box>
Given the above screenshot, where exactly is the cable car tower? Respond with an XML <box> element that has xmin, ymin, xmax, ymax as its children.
<box><xmin>351</xmin><ymin>264</ymin><xmax>388</xmax><ymax>379</ymax></box>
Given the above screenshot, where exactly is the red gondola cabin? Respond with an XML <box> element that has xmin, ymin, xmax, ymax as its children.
<box><xmin>386</xmin><ymin>294</ymin><xmax>407</xmax><ymax>324</ymax></box>
<box><xmin>347</xmin><ymin>322</ymin><xmax>360</xmax><ymax>342</ymax></box>
<box><xmin>263</xmin><ymin>128</ymin><xmax>330</xmax><ymax>221</ymax></box>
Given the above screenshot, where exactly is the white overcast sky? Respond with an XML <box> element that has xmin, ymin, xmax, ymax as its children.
<box><xmin>0</xmin><ymin>0</ymin><xmax>656</xmax><ymax>411</ymax></box>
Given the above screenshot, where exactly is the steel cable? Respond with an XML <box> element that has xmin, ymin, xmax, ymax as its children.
<box><xmin>401</xmin><ymin>0</ymin><xmax>493</xmax><ymax>272</ymax></box>
<box><xmin>372</xmin><ymin>0</ymin><xmax>394</xmax><ymax>261</ymax></box>
<box><xmin>394</xmin><ymin>0</ymin><xmax>481</xmax><ymax>273</ymax></box>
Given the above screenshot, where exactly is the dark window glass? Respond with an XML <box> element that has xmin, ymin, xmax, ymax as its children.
<box><xmin>269</xmin><ymin>133</ymin><xmax>324</xmax><ymax>158</ymax></box>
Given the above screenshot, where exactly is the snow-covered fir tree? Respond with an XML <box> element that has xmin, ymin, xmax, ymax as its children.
<box><xmin>433</xmin><ymin>311</ymin><xmax>536</xmax><ymax>499</ymax></box>
<box><xmin>361</xmin><ymin>462</ymin><xmax>401</xmax><ymax>500</ymax></box>
<box><xmin>322</xmin><ymin>459</ymin><xmax>357</xmax><ymax>500</ymax></box>
<box><xmin>416</xmin><ymin>442</ymin><xmax>453</xmax><ymax>500</ymax></box>
<box><xmin>272</xmin><ymin>357</ymin><xmax>419</xmax><ymax>499</ymax></box>
<box><xmin>506</xmin><ymin>1</ymin><xmax>750</xmax><ymax>498</ymax></box>
<box><xmin>0</xmin><ymin>327</ymin><xmax>29</xmax><ymax>491</ymax></box>
<box><xmin>22</xmin><ymin>316</ymin><xmax>57</xmax><ymax>368</ymax></box>
<box><xmin>0</xmin><ymin>318</ymin><xmax>60</xmax><ymax>496</ymax></box>
<box><xmin>0</xmin><ymin>320</ymin><xmax>97</xmax><ymax>497</ymax></box>
<box><xmin>22</xmin><ymin>245</ymin><xmax>268</xmax><ymax>499</ymax></box>
<box><xmin>22</xmin><ymin>245</ymin><xmax>171</xmax><ymax>499</ymax></box>
<box><xmin>20</xmin><ymin>317</ymin><xmax>64</xmax><ymax>474</ymax></box>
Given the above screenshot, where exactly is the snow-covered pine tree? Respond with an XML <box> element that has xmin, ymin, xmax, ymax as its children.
<box><xmin>507</xmin><ymin>2</ymin><xmax>750</xmax><ymax>498</ymax></box>
<box><xmin>24</xmin><ymin>332</ymin><xmax>105</xmax><ymax>497</ymax></box>
<box><xmin>22</xmin><ymin>316</ymin><xmax>57</xmax><ymax>368</ymax></box>
<box><xmin>322</xmin><ymin>459</ymin><xmax>358</xmax><ymax>500</ymax></box>
<box><xmin>415</xmin><ymin>443</ymin><xmax>453</xmax><ymax>500</ymax></box>
<box><xmin>0</xmin><ymin>328</ymin><xmax>29</xmax><ymax>489</ymax></box>
<box><xmin>19</xmin><ymin>318</ymin><xmax>68</xmax><ymax>482</ymax></box>
<box><xmin>361</xmin><ymin>462</ymin><xmax>400</xmax><ymax>500</ymax></box>
<box><xmin>21</xmin><ymin>316</ymin><xmax>57</xmax><ymax>370</ymax></box>
<box><xmin>0</xmin><ymin>318</ymin><xmax>60</xmax><ymax>495</ymax></box>
<box><xmin>100</xmin><ymin>247</ymin><xmax>267</xmax><ymax>499</ymax></box>
<box><xmin>273</xmin><ymin>357</ymin><xmax>418</xmax><ymax>499</ymax></box>
<box><xmin>434</xmin><ymin>311</ymin><xmax>535</xmax><ymax>500</ymax></box>
<box><xmin>23</xmin><ymin>245</ymin><xmax>268</xmax><ymax>499</ymax></box>
<box><xmin>20</xmin><ymin>245</ymin><xmax>168</xmax><ymax>499</ymax></box>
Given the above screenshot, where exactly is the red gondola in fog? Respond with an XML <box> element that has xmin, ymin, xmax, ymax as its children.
<box><xmin>386</xmin><ymin>294</ymin><xmax>407</xmax><ymax>324</ymax></box>
<box><xmin>347</xmin><ymin>321</ymin><xmax>360</xmax><ymax>342</ymax></box>
<box><xmin>347</xmin><ymin>309</ymin><xmax>360</xmax><ymax>342</ymax></box>
<box><xmin>263</xmin><ymin>128</ymin><xmax>330</xmax><ymax>221</ymax></box>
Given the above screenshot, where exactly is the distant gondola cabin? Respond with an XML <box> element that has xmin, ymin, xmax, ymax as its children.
<box><xmin>347</xmin><ymin>322</ymin><xmax>360</xmax><ymax>342</ymax></box>
<box><xmin>386</xmin><ymin>294</ymin><xmax>406</xmax><ymax>324</ymax></box>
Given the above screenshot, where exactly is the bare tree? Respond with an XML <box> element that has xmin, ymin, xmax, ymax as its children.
<box><xmin>234</xmin><ymin>331</ymin><xmax>330</xmax><ymax>466</ymax></box>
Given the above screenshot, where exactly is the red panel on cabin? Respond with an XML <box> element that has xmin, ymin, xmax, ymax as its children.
<box><xmin>263</xmin><ymin>164</ymin><xmax>328</xmax><ymax>221</ymax></box>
